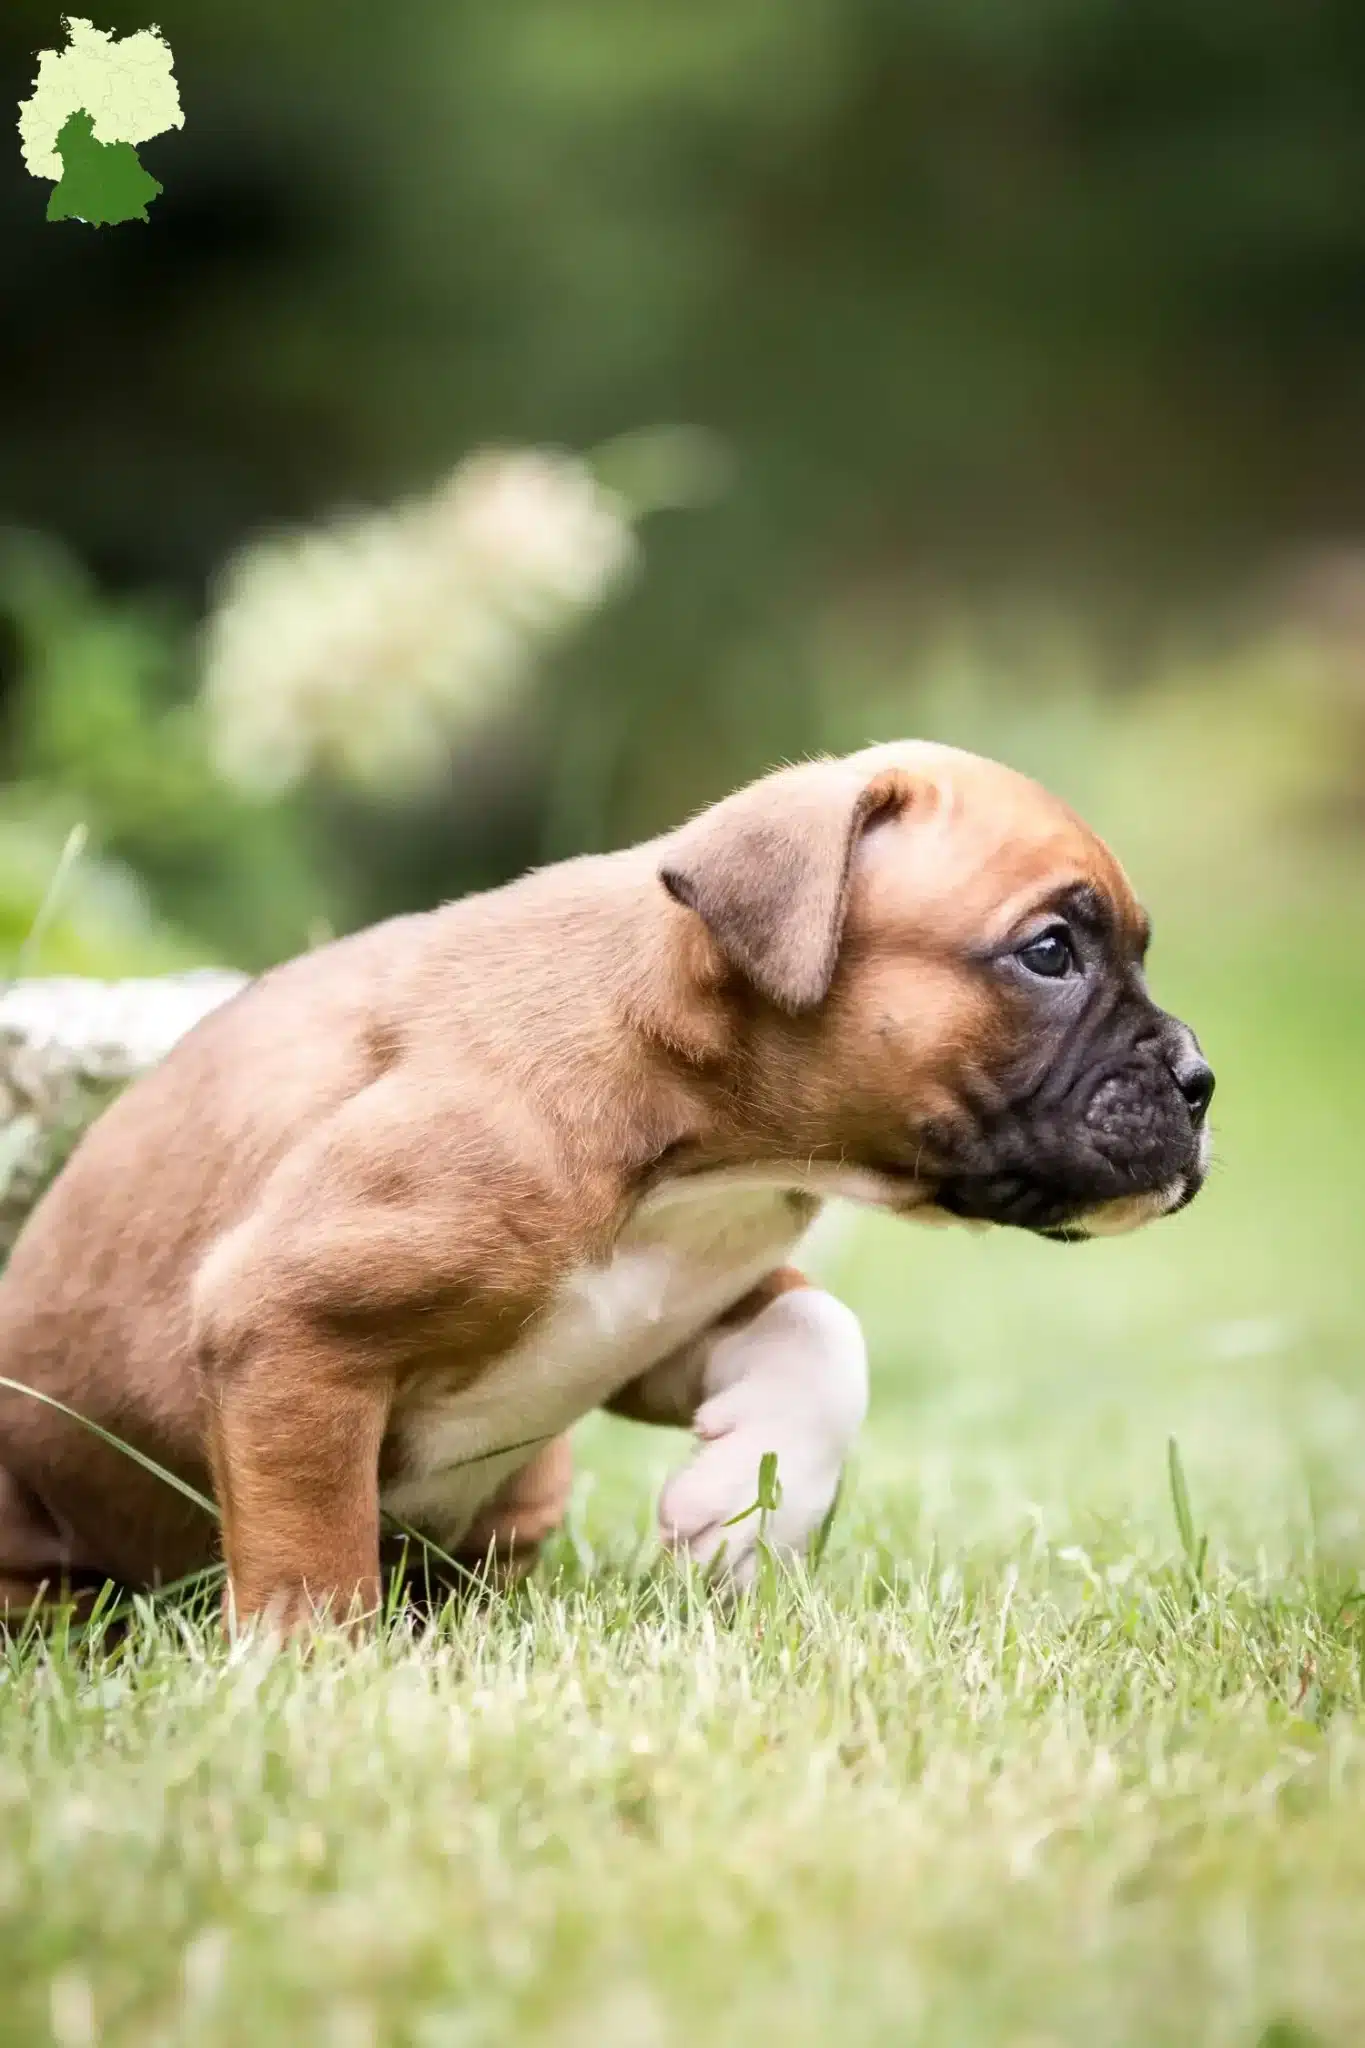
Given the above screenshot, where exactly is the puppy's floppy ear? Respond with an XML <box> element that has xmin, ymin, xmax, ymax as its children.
<box><xmin>658</xmin><ymin>762</ymin><xmax>911</xmax><ymax>1014</ymax></box>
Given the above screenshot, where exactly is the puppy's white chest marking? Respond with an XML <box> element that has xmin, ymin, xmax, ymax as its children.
<box><xmin>380</xmin><ymin>1173</ymin><xmax>822</xmax><ymax>1548</ymax></box>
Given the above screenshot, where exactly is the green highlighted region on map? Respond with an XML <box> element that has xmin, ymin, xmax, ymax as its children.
<box><xmin>47</xmin><ymin>109</ymin><xmax>162</xmax><ymax>227</ymax></box>
<box><xmin>18</xmin><ymin>17</ymin><xmax>182</xmax><ymax>228</ymax></box>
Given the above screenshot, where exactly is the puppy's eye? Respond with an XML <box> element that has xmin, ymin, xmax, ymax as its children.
<box><xmin>1017</xmin><ymin>926</ymin><xmax>1077</xmax><ymax>979</ymax></box>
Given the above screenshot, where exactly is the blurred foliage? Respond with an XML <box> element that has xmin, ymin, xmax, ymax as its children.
<box><xmin>0</xmin><ymin>506</ymin><xmax>1351</xmax><ymax>976</ymax></box>
<box><xmin>0</xmin><ymin>804</ymin><xmax>188</xmax><ymax>977</ymax></box>
<box><xmin>2</xmin><ymin>0</ymin><xmax>1365</xmax><ymax>964</ymax></box>
<box><xmin>0</xmin><ymin>533</ymin><xmax>336</xmax><ymax>968</ymax></box>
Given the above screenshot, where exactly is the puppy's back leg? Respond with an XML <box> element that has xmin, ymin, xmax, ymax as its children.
<box><xmin>0</xmin><ymin>1462</ymin><xmax>89</xmax><ymax>1573</ymax></box>
<box><xmin>450</xmin><ymin>1433</ymin><xmax>574</xmax><ymax>1586</ymax></box>
<box><xmin>0</xmin><ymin>1464</ymin><xmax>109</xmax><ymax>1624</ymax></box>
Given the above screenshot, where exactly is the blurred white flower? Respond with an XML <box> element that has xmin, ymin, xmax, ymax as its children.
<box><xmin>200</xmin><ymin>446</ymin><xmax>639</xmax><ymax>797</ymax></box>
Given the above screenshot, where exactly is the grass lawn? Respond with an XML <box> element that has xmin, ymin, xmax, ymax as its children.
<box><xmin>3</xmin><ymin>689</ymin><xmax>1364</xmax><ymax>2047</ymax></box>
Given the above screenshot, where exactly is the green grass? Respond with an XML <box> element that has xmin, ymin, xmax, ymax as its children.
<box><xmin>3</xmin><ymin>686</ymin><xmax>1365</xmax><ymax>2047</ymax></box>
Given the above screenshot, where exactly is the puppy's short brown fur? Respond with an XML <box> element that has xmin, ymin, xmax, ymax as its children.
<box><xmin>0</xmin><ymin>743</ymin><xmax>1213</xmax><ymax>1627</ymax></box>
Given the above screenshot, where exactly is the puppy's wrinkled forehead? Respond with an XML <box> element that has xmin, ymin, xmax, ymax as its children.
<box><xmin>848</xmin><ymin>741</ymin><xmax>1145</xmax><ymax>951</ymax></box>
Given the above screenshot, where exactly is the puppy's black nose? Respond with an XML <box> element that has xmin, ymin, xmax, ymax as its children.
<box><xmin>1174</xmin><ymin>1053</ymin><xmax>1215</xmax><ymax>1127</ymax></box>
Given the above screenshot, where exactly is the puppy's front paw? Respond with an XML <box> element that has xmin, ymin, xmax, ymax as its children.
<box><xmin>657</xmin><ymin>1287</ymin><xmax>867</xmax><ymax>1588</ymax></box>
<box><xmin>658</xmin><ymin>1424</ymin><xmax>844</xmax><ymax>1587</ymax></box>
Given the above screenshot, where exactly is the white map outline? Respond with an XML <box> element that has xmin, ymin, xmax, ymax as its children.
<box><xmin>18</xmin><ymin>16</ymin><xmax>182</xmax><ymax>183</ymax></box>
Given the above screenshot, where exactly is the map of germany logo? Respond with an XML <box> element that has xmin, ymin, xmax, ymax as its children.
<box><xmin>18</xmin><ymin>16</ymin><xmax>182</xmax><ymax>228</ymax></box>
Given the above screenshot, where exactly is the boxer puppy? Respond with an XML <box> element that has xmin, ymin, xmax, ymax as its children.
<box><xmin>0</xmin><ymin>741</ymin><xmax>1213</xmax><ymax>1627</ymax></box>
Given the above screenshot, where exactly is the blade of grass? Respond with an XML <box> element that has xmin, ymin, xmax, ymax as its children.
<box><xmin>1167</xmin><ymin>1433</ymin><xmax>1206</xmax><ymax>1588</ymax></box>
<box><xmin>381</xmin><ymin>1512</ymin><xmax>483</xmax><ymax>1590</ymax></box>
<box><xmin>721</xmin><ymin>1449</ymin><xmax>783</xmax><ymax>1531</ymax></box>
<box><xmin>0</xmin><ymin>1375</ymin><xmax>219</xmax><ymax>1518</ymax></box>
<box><xmin>808</xmin><ymin>1474</ymin><xmax>844</xmax><ymax>1576</ymax></box>
<box><xmin>13</xmin><ymin>822</ymin><xmax>88</xmax><ymax>980</ymax></box>
<box><xmin>69</xmin><ymin>1563</ymin><xmax>230</xmax><ymax>1640</ymax></box>
<box><xmin>1167</xmin><ymin>1434</ymin><xmax>1195</xmax><ymax>1562</ymax></box>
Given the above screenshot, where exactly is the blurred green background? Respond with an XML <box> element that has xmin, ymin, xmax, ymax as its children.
<box><xmin>3</xmin><ymin>0</ymin><xmax>1365</xmax><ymax>981</ymax></box>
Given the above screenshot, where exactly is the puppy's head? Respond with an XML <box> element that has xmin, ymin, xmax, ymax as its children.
<box><xmin>659</xmin><ymin>741</ymin><xmax>1213</xmax><ymax>1241</ymax></box>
